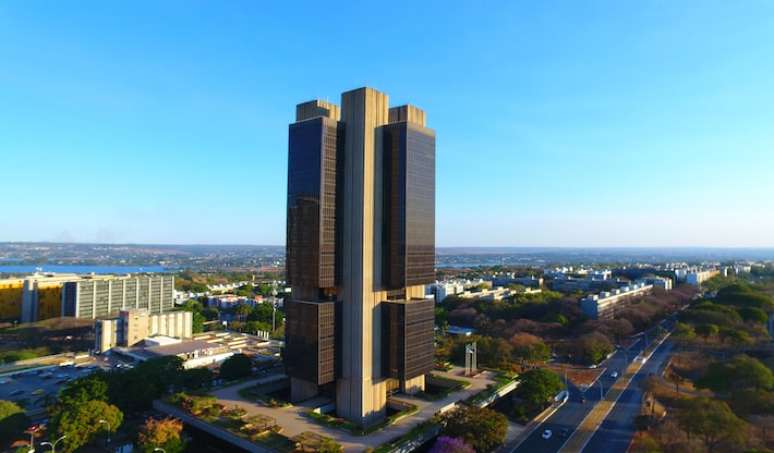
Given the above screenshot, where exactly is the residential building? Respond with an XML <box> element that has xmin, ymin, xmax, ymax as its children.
<box><xmin>284</xmin><ymin>88</ymin><xmax>436</xmax><ymax>427</ymax></box>
<box><xmin>685</xmin><ymin>269</ymin><xmax>720</xmax><ymax>286</ymax></box>
<box><xmin>580</xmin><ymin>282</ymin><xmax>654</xmax><ymax>319</ymax></box>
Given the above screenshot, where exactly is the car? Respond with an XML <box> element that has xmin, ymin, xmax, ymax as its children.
<box><xmin>32</xmin><ymin>389</ymin><xmax>45</xmax><ymax>396</ymax></box>
<box><xmin>610</xmin><ymin>371</ymin><xmax>619</xmax><ymax>378</ymax></box>
<box><xmin>560</xmin><ymin>429</ymin><xmax>570</xmax><ymax>438</ymax></box>
<box><xmin>10</xmin><ymin>389</ymin><xmax>24</xmax><ymax>396</ymax></box>
<box><xmin>0</xmin><ymin>379</ymin><xmax>10</xmax><ymax>385</ymax></box>
<box><xmin>542</xmin><ymin>429</ymin><xmax>553</xmax><ymax>440</ymax></box>
<box><xmin>580</xmin><ymin>396</ymin><xmax>586</xmax><ymax>404</ymax></box>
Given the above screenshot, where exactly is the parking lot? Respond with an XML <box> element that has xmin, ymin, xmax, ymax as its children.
<box><xmin>0</xmin><ymin>355</ymin><xmax>132</xmax><ymax>419</ymax></box>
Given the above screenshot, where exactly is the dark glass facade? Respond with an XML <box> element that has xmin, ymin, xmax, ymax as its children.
<box><xmin>381</xmin><ymin>122</ymin><xmax>436</xmax><ymax>289</ymax></box>
<box><xmin>286</xmin><ymin>117</ymin><xmax>340</xmax><ymax>290</ymax></box>
<box><xmin>382</xmin><ymin>298</ymin><xmax>435</xmax><ymax>380</ymax></box>
<box><xmin>284</xmin><ymin>300</ymin><xmax>337</xmax><ymax>385</ymax></box>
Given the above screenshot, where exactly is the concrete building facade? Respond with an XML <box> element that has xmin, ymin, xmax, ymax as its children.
<box><xmin>95</xmin><ymin>308</ymin><xmax>192</xmax><ymax>353</ymax></box>
<box><xmin>580</xmin><ymin>282</ymin><xmax>654</xmax><ymax>319</ymax></box>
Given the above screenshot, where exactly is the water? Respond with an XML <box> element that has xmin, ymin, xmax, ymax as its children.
<box><xmin>0</xmin><ymin>264</ymin><xmax>169</xmax><ymax>274</ymax></box>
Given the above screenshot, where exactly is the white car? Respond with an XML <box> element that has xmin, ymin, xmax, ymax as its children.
<box><xmin>610</xmin><ymin>371</ymin><xmax>619</xmax><ymax>378</ymax></box>
<box><xmin>542</xmin><ymin>429</ymin><xmax>552</xmax><ymax>440</ymax></box>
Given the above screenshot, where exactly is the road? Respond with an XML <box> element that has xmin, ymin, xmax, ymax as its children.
<box><xmin>512</xmin><ymin>317</ymin><xmax>676</xmax><ymax>453</ymax></box>
<box><xmin>582</xmin><ymin>339</ymin><xmax>674</xmax><ymax>453</ymax></box>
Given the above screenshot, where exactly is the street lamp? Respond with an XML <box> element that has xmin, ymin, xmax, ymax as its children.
<box><xmin>41</xmin><ymin>435</ymin><xmax>66</xmax><ymax>453</ymax></box>
<box><xmin>598</xmin><ymin>379</ymin><xmax>604</xmax><ymax>400</ymax></box>
<box><xmin>99</xmin><ymin>419</ymin><xmax>111</xmax><ymax>446</ymax></box>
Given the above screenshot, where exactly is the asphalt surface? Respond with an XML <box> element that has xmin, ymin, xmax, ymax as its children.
<box><xmin>0</xmin><ymin>355</ymin><xmax>127</xmax><ymax>419</ymax></box>
<box><xmin>513</xmin><ymin>317</ymin><xmax>677</xmax><ymax>453</ymax></box>
<box><xmin>582</xmin><ymin>340</ymin><xmax>674</xmax><ymax>453</ymax></box>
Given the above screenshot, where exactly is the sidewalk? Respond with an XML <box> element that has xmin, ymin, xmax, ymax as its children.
<box><xmin>210</xmin><ymin>367</ymin><xmax>495</xmax><ymax>452</ymax></box>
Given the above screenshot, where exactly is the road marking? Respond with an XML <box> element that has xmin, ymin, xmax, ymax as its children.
<box><xmin>558</xmin><ymin>333</ymin><xmax>672</xmax><ymax>453</ymax></box>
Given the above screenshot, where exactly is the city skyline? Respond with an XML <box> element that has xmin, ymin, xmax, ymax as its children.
<box><xmin>3</xmin><ymin>1</ymin><xmax>774</xmax><ymax>247</ymax></box>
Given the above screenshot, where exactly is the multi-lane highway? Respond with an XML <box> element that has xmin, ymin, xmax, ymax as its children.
<box><xmin>513</xmin><ymin>317</ymin><xmax>676</xmax><ymax>453</ymax></box>
<box><xmin>582</xmin><ymin>340</ymin><xmax>674</xmax><ymax>452</ymax></box>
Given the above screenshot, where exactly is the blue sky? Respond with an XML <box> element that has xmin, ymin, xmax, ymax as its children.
<box><xmin>1</xmin><ymin>1</ymin><xmax>773</xmax><ymax>247</ymax></box>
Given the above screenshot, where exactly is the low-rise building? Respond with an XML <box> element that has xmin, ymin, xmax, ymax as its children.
<box><xmin>117</xmin><ymin>337</ymin><xmax>233</xmax><ymax>369</ymax></box>
<box><xmin>95</xmin><ymin>308</ymin><xmax>192</xmax><ymax>353</ymax></box>
<box><xmin>639</xmin><ymin>276</ymin><xmax>673</xmax><ymax>291</ymax></box>
<box><xmin>580</xmin><ymin>282</ymin><xmax>654</xmax><ymax>319</ymax></box>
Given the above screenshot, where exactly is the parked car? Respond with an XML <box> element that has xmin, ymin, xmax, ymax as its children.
<box><xmin>542</xmin><ymin>429</ymin><xmax>552</xmax><ymax>440</ymax></box>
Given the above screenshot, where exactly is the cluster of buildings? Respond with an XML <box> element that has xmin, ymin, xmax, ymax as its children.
<box><xmin>0</xmin><ymin>273</ymin><xmax>175</xmax><ymax>323</ymax></box>
<box><xmin>426</xmin><ymin>276</ymin><xmax>542</xmax><ymax>303</ymax></box>
<box><xmin>283</xmin><ymin>88</ymin><xmax>436</xmax><ymax>427</ymax></box>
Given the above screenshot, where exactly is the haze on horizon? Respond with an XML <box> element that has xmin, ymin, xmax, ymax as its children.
<box><xmin>2</xmin><ymin>1</ymin><xmax>773</xmax><ymax>248</ymax></box>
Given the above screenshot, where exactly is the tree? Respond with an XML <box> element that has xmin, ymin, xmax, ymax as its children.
<box><xmin>50</xmin><ymin>400</ymin><xmax>123</xmax><ymax>453</ymax></box>
<box><xmin>509</xmin><ymin>333</ymin><xmax>550</xmax><ymax>368</ymax></box>
<box><xmin>58</xmin><ymin>373</ymin><xmax>109</xmax><ymax>406</ymax></box>
<box><xmin>514</xmin><ymin>368</ymin><xmax>564</xmax><ymax>413</ymax></box>
<box><xmin>737</xmin><ymin>307</ymin><xmax>768</xmax><ymax>324</ymax></box>
<box><xmin>695</xmin><ymin>323</ymin><xmax>719</xmax><ymax>342</ymax></box>
<box><xmin>137</xmin><ymin>417</ymin><xmax>186</xmax><ymax>453</ymax></box>
<box><xmin>429</xmin><ymin>436</ymin><xmax>476</xmax><ymax>453</ymax></box>
<box><xmin>697</xmin><ymin>355</ymin><xmax>774</xmax><ymax>394</ymax></box>
<box><xmin>676</xmin><ymin>397</ymin><xmax>746</xmax><ymax>452</ymax></box>
<box><xmin>476</xmin><ymin>337</ymin><xmax>514</xmax><ymax>370</ymax></box>
<box><xmin>673</xmin><ymin>322</ymin><xmax>696</xmax><ymax>345</ymax></box>
<box><xmin>575</xmin><ymin>332</ymin><xmax>613</xmax><ymax>366</ymax></box>
<box><xmin>0</xmin><ymin>400</ymin><xmax>29</xmax><ymax>444</ymax></box>
<box><xmin>219</xmin><ymin>353</ymin><xmax>252</xmax><ymax>381</ymax></box>
<box><xmin>182</xmin><ymin>367</ymin><xmax>213</xmax><ymax>391</ymax></box>
<box><xmin>440</xmin><ymin>405</ymin><xmax>507</xmax><ymax>452</ymax></box>
<box><xmin>235</xmin><ymin>303</ymin><xmax>252</xmax><ymax>321</ymax></box>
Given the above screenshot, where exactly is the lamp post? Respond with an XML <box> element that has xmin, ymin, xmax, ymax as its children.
<box><xmin>41</xmin><ymin>435</ymin><xmax>66</xmax><ymax>453</ymax></box>
<box><xmin>99</xmin><ymin>419</ymin><xmax>111</xmax><ymax>446</ymax></box>
<box><xmin>598</xmin><ymin>379</ymin><xmax>604</xmax><ymax>400</ymax></box>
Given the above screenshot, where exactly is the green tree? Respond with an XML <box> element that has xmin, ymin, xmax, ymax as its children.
<box><xmin>574</xmin><ymin>332</ymin><xmax>613</xmax><ymax>365</ymax></box>
<box><xmin>58</xmin><ymin>373</ymin><xmax>109</xmax><ymax>406</ymax></box>
<box><xmin>676</xmin><ymin>397</ymin><xmax>746</xmax><ymax>452</ymax></box>
<box><xmin>219</xmin><ymin>353</ymin><xmax>252</xmax><ymax>381</ymax></box>
<box><xmin>695</xmin><ymin>323</ymin><xmax>719</xmax><ymax>342</ymax></box>
<box><xmin>50</xmin><ymin>400</ymin><xmax>123</xmax><ymax>453</ymax></box>
<box><xmin>440</xmin><ymin>405</ymin><xmax>508</xmax><ymax>452</ymax></box>
<box><xmin>0</xmin><ymin>400</ymin><xmax>30</xmax><ymax>445</ymax></box>
<box><xmin>737</xmin><ymin>307</ymin><xmax>768</xmax><ymax>324</ymax></box>
<box><xmin>137</xmin><ymin>417</ymin><xmax>186</xmax><ymax>453</ymax></box>
<box><xmin>182</xmin><ymin>368</ymin><xmax>213</xmax><ymax>391</ymax></box>
<box><xmin>696</xmin><ymin>355</ymin><xmax>774</xmax><ymax>394</ymax></box>
<box><xmin>514</xmin><ymin>368</ymin><xmax>564</xmax><ymax>413</ymax></box>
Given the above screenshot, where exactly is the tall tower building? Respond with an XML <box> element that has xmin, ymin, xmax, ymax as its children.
<box><xmin>284</xmin><ymin>87</ymin><xmax>435</xmax><ymax>426</ymax></box>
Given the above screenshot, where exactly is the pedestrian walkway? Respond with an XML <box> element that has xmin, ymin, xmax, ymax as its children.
<box><xmin>210</xmin><ymin>367</ymin><xmax>495</xmax><ymax>452</ymax></box>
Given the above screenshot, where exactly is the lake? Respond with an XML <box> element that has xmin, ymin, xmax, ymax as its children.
<box><xmin>0</xmin><ymin>264</ymin><xmax>170</xmax><ymax>274</ymax></box>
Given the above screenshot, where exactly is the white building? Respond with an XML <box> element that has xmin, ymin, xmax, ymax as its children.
<box><xmin>580</xmin><ymin>282</ymin><xmax>654</xmax><ymax>319</ymax></box>
<box><xmin>685</xmin><ymin>269</ymin><xmax>720</xmax><ymax>286</ymax></box>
